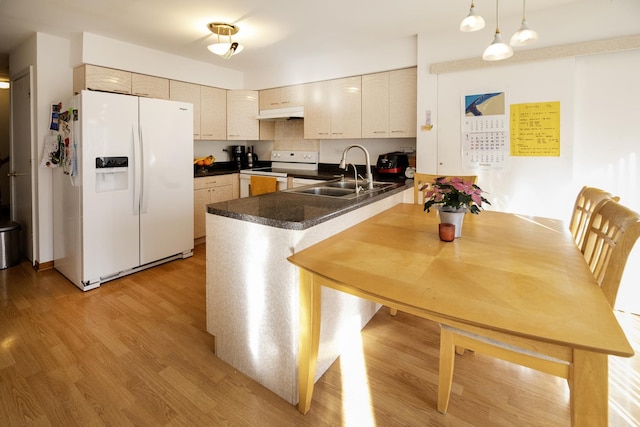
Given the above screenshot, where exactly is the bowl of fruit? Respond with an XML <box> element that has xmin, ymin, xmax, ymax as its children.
<box><xmin>194</xmin><ymin>155</ymin><xmax>215</xmax><ymax>173</ymax></box>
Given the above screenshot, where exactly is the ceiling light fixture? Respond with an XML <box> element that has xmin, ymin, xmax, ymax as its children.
<box><xmin>482</xmin><ymin>0</ymin><xmax>513</xmax><ymax>61</ymax></box>
<box><xmin>207</xmin><ymin>23</ymin><xmax>244</xmax><ymax>59</ymax></box>
<box><xmin>510</xmin><ymin>0</ymin><xmax>539</xmax><ymax>46</ymax></box>
<box><xmin>460</xmin><ymin>0</ymin><xmax>485</xmax><ymax>32</ymax></box>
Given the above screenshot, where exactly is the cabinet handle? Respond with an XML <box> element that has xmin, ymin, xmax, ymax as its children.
<box><xmin>373</xmin><ymin>131</ymin><xmax>386</xmax><ymax>134</ymax></box>
<box><xmin>270</xmin><ymin>102</ymin><xmax>279</xmax><ymax>106</ymax></box>
<box><xmin>332</xmin><ymin>132</ymin><xmax>344</xmax><ymax>135</ymax></box>
<box><xmin>281</xmin><ymin>101</ymin><xmax>290</xmax><ymax>105</ymax></box>
<box><xmin>391</xmin><ymin>130</ymin><xmax>405</xmax><ymax>133</ymax></box>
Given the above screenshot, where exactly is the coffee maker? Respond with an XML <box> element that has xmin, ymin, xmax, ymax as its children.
<box><xmin>230</xmin><ymin>145</ymin><xmax>246</xmax><ymax>169</ymax></box>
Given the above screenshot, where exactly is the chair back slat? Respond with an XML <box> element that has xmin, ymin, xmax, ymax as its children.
<box><xmin>581</xmin><ymin>200</ymin><xmax>640</xmax><ymax>307</ymax></box>
<box><xmin>569</xmin><ymin>186</ymin><xmax>620</xmax><ymax>249</ymax></box>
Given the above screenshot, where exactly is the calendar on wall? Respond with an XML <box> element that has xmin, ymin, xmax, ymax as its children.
<box><xmin>461</xmin><ymin>91</ymin><xmax>509</xmax><ymax>170</ymax></box>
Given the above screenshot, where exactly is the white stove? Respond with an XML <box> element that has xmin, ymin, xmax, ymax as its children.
<box><xmin>239</xmin><ymin>151</ymin><xmax>320</xmax><ymax>197</ymax></box>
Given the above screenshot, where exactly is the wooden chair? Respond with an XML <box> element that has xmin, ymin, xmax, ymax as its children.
<box><xmin>413</xmin><ymin>174</ymin><xmax>478</xmax><ymax>205</ymax></box>
<box><xmin>437</xmin><ymin>199</ymin><xmax>640</xmax><ymax>415</ymax></box>
<box><xmin>569</xmin><ymin>186</ymin><xmax>620</xmax><ymax>250</ymax></box>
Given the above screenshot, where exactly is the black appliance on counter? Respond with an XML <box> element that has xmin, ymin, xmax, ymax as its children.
<box><xmin>227</xmin><ymin>145</ymin><xmax>259</xmax><ymax>169</ymax></box>
<box><xmin>230</xmin><ymin>145</ymin><xmax>246</xmax><ymax>169</ymax></box>
<box><xmin>376</xmin><ymin>152</ymin><xmax>409</xmax><ymax>177</ymax></box>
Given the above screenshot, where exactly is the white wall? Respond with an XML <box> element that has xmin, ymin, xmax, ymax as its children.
<box><xmin>431</xmin><ymin>58</ymin><xmax>576</xmax><ymax>219</ymax></box>
<box><xmin>243</xmin><ymin>36</ymin><xmax>418</xmax><ymax>89</ymax></box>
<box><xmin>416</xmin><ymin>0</ymin><xmax>640</xmax><ymax>312</ymax></box>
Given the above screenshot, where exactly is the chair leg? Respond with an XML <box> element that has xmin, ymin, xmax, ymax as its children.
<box><xmin>389</xmin><ymin>307</ymin><xmax>398</xmax><ymax>316</ymax></box>
<box><xmin>438</xmin><ymin>326</ymin><xmax>455</xmax><ymax>414</ymax></box>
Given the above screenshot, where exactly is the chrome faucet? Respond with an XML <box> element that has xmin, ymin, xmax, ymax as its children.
<box><xmin>339</xmin><ymin>144</ymin><xmax>374</xmax><ymax>190</ymax></box>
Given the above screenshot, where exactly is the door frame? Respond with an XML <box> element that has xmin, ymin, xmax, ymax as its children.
<box><xmin>9</xmin><ymin>66</ymin><xmax>36</xmax><ymax>264</ymax></box>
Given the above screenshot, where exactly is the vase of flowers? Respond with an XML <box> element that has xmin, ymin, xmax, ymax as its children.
<box><xmin>422</xmin><ymin>176</ymin><xmax>490</xmax><ymax>238</ymax></box>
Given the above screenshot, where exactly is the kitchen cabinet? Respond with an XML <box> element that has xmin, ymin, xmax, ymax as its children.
<box><xmin>201</xmin><ymin>86</ymin><xmax>227</xmax><ymax>140</ymax></box>
<box><xmin>227</xmin><ymin>90</ymin><xmax>259</xmax><ymax>140</ymax></box>
<box><xmin>331</xmin><ymin>76</ymin><xmax>361</xmax><ymax>139</ymax></box>
<box><xmin>194</xmin><ymin>174</ymin><xmax>238</xmax><ymax>239</ymax></box>
<box><xmin>73</xmin><ymin>64</ymin><xmax>132</xmax><ymax>95</ymax></box>
<box><xmin>259</xmin><ymin>85</ymin><xmax>304</xmax><ymax>110</ymax></box>
<box><xmin>362</xmin><ymin>68</ymin><xmax>416</xmax><ymax>138</ymax></box>
<box><xmin>131</xmin><ymin>73</ymin><xmax>169</xmax><ymax>99</ymax></box>
<box><xmin>303</xmin><ymin>81</ymin><xmax>331</xmax><ymax>139</ymax></box>
<box><xmin>170</xmin><ymin>80</ymin><xmax>201</xmax><ymax>139</ymax></box>
<box><xmin>389</xmin><ymin>67</ymin><xmax>417</xmax><ymax>138</ymax></box>
<box><xmin>304</xmin><ymin>77</ymin><xmax>361</xmax><ymax>139</ymax></box>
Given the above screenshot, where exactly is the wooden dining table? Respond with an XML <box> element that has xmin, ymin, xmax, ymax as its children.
<box><xmin>287</xmin><ymin>203</ymin><xmax>634</xmax><ymax>426</ymax></box>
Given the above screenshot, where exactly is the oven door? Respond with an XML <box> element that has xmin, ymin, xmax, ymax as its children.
<box><xmin>239</xmin><ymin>174</ymin><xmax>288</xmax><ymax>198</ymax></box>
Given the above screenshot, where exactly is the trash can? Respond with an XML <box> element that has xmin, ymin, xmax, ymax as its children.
<box><xmin>0</xmin><ymin>220</ymin><xmax>21</xmax><ymax>269</ymax></box>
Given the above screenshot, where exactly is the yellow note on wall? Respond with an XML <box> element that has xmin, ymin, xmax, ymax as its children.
<box><xmin>510</xmin><ymin>102</ymin><xmax>560</xmax><ymax>157</ymax></box>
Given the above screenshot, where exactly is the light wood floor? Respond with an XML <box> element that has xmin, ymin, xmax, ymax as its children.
<box><xmin>1</xmin><ymin>244</ymin><xmax>639</xmax><ymax>426</ymax></box>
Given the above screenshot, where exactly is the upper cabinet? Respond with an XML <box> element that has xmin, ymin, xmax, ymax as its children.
<box><xmin>331</xmin><ymin>76</ymin><xmax>362</xmax><ymax>139</ymax></box>
<box><xmin>200</xmin><ymin>86</ymin><xmax>227</xmax><ymax>141</ymax></box>
<box><xmin>362</xmin><ymin>68</ymin><xmax>416</xmax><ymax>138</ymax></box>
<box><xmin>303</xmin><ymin>81</ymin><xmax>331</xmax><ymax>139</ymax></box>
<box><xmin>227</xmin><ymin>90</ymin><xmax>259</xmax><ymax>140</ymax></box>
<box><xmin>170</xmin><ymin>81</ymin><xmax>201</xmax><ymax>140</ymax></box>
<box><xmin>73</xmin><ymin>65</ymin><xmax>170</xmax><ymax>100</ymax></box>
<box><xmin>389</xmin><ymin>68</ymin><xmax>417</xmax><ymax>138</ymax></box>
<box><xmin>131</xmin><ymin>73</ymin><xmax>169</xmax><ymax>99</ymax></box>
<box><xmin>304</xmin><ymin>77</ymin><xmax>361</xmax><ymax>139</ymax></box>
<box><xmin>259</xmin><ymin>85</ymin><xmax>304</xmax><ymax>110</ymax></box>
<box><xmin>74</xmin><ymin>64</ymin><xmax>132</xmax><ymax>95</ymax></box>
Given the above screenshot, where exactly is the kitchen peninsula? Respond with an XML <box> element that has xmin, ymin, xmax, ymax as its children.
<box><xmin>205</xmin><ymin>183</ymin><xmax>412</xmax><ymax>404</ymax></box>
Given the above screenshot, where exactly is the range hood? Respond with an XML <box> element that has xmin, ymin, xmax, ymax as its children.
<box><xmin>256</xmin><ymin>106</ymin><xmax>304</xmax><ymax>120</ymax></box>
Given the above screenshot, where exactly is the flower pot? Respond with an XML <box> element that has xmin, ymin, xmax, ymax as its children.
<box><xmin>438</xmin><ymin>208</ymin><xmax>466</xmax><ymax>238</ymax></box>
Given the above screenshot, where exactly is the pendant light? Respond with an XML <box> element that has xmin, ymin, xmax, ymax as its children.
<box><xmin>482</xmin><ymin>0</ymin><xmax>513</xmax><ymax>61</ymax></box>
<box><xmin>207</xmin><ymin>23</ymin><xmax>244</xmax><ymax>59</ymax></box>
<box><xmin>460</xmin><ymin>0</ymin><xmax>485</xmax><ymax>32</ymax></box>
<box><xmin>510</xmin><ymin>0</ymin><xmax>539</xmax><ymax>46</ymax></box>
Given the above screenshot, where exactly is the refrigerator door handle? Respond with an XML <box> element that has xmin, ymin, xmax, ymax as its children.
<box><xmin>132</xmin><ymin>125</ymin><xmax>141</xmax><ymax>215</ymax></box>
<box><xmin>139</xmin><ymin>124</ymin><xmax>148</xmax><ymax>214</ymax></box>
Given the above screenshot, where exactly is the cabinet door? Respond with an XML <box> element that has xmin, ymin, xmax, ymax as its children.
<box><xmin>132</xmin><ymin>73</ymin><xmax>169</xmax><ymax>99</ymax></box>
<box><xmin>201</xmin><ymin>86</ymin><xmax>227</xmax><ymax>140</ymax></box>
<box><xmin>210</xmin><ymin>185</ymin><xmax>233</xmax><ymax>203</ymax></box>
<box><xmin>331</xmin><ymin>76</ymin><xmax>361</xmax><ymax>139</ymax></box>
<box><xmin>74</xmin><ymin>65</ymin><xmax>131</xmax><ymax>95</ymax></box>
<box><xmin>170</xmin><ymin>81</ymin><xmax>201</xmax><ymax>139</ymax></box>
<box><xmin>362</xmin><ymin>72</ymin><xmax>390</xmax><ymax>138</ymax></box>
<box><xmin>304</xmin><ymin>81</ymin><xmax>331</xmax><ymax>139</ymax></box>
<box><xmin>259</xmin><ymin>88</ymin><xmax>280</xmax><ymax>110</ymax></box>
<box><xmin>227</xmin><ymin>90</ymin><xmax>259</xmax><ymax>140</ymax></box>
<box><xmin>194</xmin><ymin>188</ymin><xmax>210</xmax><ymax>239</ymax></box>
<box><xmin>389</xmin><ymin>68</ymin><xmax>417</xmax><ymax>138</ymax></box>
<box><xmin>280</xmin><ymin>85</ymin><xmax>304</xmax><ymax>107</ymax></box>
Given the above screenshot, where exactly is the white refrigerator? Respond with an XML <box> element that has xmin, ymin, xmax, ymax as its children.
<box><xmin>53</xmin><ymin>90</ymin><xmax>194</xmax><ymax>291</ymax></box>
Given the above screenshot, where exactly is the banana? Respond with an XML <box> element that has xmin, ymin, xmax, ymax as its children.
<box><xmin>194</xmin><ymin>155</ymin><xmax>215</xmax><ymax>166</ymax></box>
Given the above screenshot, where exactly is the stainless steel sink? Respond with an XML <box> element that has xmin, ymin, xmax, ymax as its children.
<box><xmin>286</xmin><ymin>179</ymin><xmax>399</xmax><ymax>199</ymax></box>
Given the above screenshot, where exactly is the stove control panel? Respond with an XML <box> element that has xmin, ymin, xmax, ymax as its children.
<box><xmin>271</xmin><ymin>151</ymin><xmax>318</xmax><ymax>165</ymax></box>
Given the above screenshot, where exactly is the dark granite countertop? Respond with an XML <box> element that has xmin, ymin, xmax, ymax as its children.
<box><xmin>206</xmin><ymin>179</ymin><xmax>412</xmax><ymax>230</ymax></box>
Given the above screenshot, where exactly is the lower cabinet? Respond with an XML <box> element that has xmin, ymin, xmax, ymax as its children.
<box><xmin>194</xmin><ymin>174</ymin><xmax>238</xmax><ymax>239</ymax></box>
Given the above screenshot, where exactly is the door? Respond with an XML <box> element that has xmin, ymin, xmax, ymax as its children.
<box><xmin>138</xmin><ymin>97</ymin><xmax>193</xmax><ymax>265</ymax></box>
<box><xmin>80</xmin><ymin>91</ymin><xmax>140</xmax><ymax>282</ymax></box>
<box><xmin>9</xmin><ymin>67</ymin><xmax>34</xmax><ymax>262</ymax></box>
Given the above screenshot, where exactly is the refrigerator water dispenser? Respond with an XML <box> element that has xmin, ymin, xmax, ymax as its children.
<box><xmin>95</xmin><ymin>156</ymin><xmax>128</xmax><ymax>192</ymax></box>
